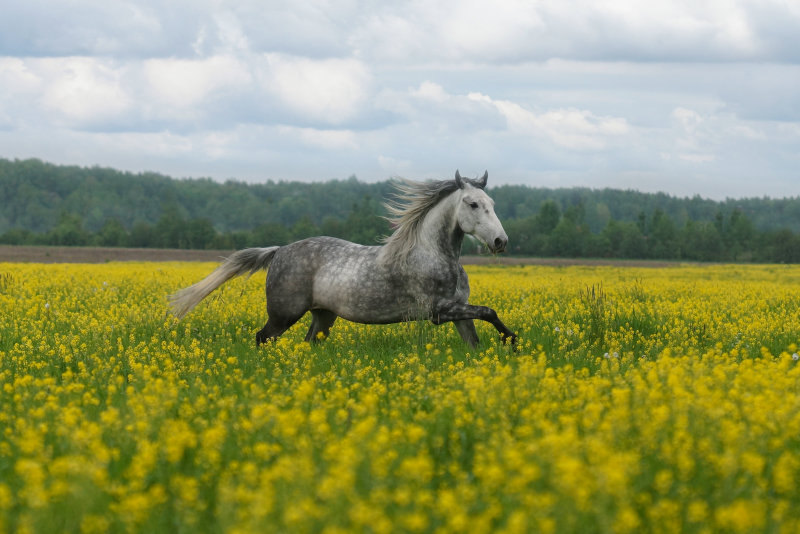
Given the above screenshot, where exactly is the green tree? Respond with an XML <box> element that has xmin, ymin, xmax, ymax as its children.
<box><xmin>725</xmin><ymin>209</ymin><xmax>755</xmax><ymax>261</ymax></box>
<box><xmin>289</xmin><ymin>216</ymin><xmax>318</xmax><ymax>242</ymax></box>
<box><xmin>95</xmin><ymin>218</ymin><xmax>128</xmax><ymax>247</ymax></box>
<box><xmin>536</xmin><ymin>200</ymin><xmax>561</xmax><ymax>234</ymax></box>
<box><xmin>603</xmin><ymin>220</ymin><xmax>646</xmax><ymax>258</ymax></box>
<box><xmin>154</xmin><ymin>204</ymin><xmax>187</xmax><ymax>248</ymax></box>
<box><xmin>185</xmin><ymin>218</ymin><xmax>217</xmax><ymax>249</ymax></box>
<box><xmin>548</xmin><ymin>219</ymin><xmax>586</xmax><ymax>257</ymax></box>
<box><xmin>47</xmin><ymin>212</ymin><xmax>89</xmax><ymax>246</ymax></box>
<box><xmin>619</xmin><ymin>223</ymin><xmax>647</xmax><ymax>258</ymax></box>
<box><xmin>648</xmin><ymin>209</ymin><xmax>680</xmax><ymax>259</ymax></box>
<box><xmin>0</xmin><ymin>228</ymin><xmax>34</xmax><ymax>245</ymax></box>
<box><xmin>583</xmin><ymin>232</ymin><xmax>611</xmax><ymax>258</ymax></box>
<box><xmin>128</xmin><ymin>222</ymin><xmax>156</xmax><ymax>248</ymax></box>
<box><xmin>342</xmin><ymin>196</ymin><xmax>389</xmax><ymax>245</ymax></box>
<box><xmin>681</xmin><ymin>221</ymin><xmax>723</xmax><ymax>261</ymax></box>
<box><xmin>765</xmin><ymin>229</ymin><xmax>800</xmax><ymax>263</ymax></box>
<box><xmin>505</xmin><ymin>215</ymin><xmax>544</xmax><ymax>255</ymax></box>
<box><xmin>251</xmin><ymin>223</ymin><xmax>289</xmax><ymax>246</ymax></box>
<box><xmin>563</xmin><ymin>202</ymin><xmax>586</xmax><ymax>226</ymax></box>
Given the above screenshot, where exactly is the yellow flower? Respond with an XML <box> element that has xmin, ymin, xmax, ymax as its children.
<box><xmin>4</xmin><ymin>261</ymin><xmax>800</xmax><ymax>532</ymax></box>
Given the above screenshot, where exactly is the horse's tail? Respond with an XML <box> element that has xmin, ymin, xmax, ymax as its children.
<box><xmin>169</xmin><ymin>247</ymin><xmax>280</xmax><ymax>319</ymax></box>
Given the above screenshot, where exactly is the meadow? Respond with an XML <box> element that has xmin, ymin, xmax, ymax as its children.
<box><xmin>1</xmin><ymin>261</ymin><xmax>800</xmax><ymax>533</ymax></box>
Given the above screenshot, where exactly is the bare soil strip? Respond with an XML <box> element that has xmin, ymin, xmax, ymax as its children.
<box><xmin>0</xmin><ymin>245</ymin><xmax>679</xmax><ymax>268</ymax></box>
<box><xmin>0</xmin><ymin>245</ymin><xmax>232</xmax><ymax>264</ymax></box>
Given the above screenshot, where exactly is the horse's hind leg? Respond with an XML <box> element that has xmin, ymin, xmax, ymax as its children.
<box><xmin>255</xmin><ymin>313</ymin><xmax>303</xmax><ymax>346</ymax></box>
<box><xmin>453</xmin><ymin>319</ymin><xmax>479</xmax><ymax>348</ymax></box>
<box><xmin>304</xmin><ymin>309</ymin><xmax>338</xmax><ymax>343</ymax></box>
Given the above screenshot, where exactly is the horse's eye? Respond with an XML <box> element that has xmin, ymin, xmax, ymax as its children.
<box><xmin>469</xmin><ymin>202</ymin><xmax>479</xmax><ymax>209</ymax></box>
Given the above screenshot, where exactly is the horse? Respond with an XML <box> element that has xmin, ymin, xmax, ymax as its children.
<box><xmin>169</xmin><ymin>170</ymin><xmax>517</xmax><ymax>347</ymax></box>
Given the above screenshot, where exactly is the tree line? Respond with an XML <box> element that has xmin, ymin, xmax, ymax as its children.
<box><xmin>0</xmin><ymin>197</ymin><xmax>389</xmax><ymax>253</ymax></box>
<box><xmin>2</xmin><ymin>158</ymin><xmax>800</xmax><ymax>262</ymax></box>
<box><xmin>503</xmin><ymin>201</ymin><xmax>800</xmax><ymax>262</ymax></box>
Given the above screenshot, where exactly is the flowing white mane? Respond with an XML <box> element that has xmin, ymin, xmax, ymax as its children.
<box><xmin>380</xmin><ymin>178</ymin><xmax>460</xmax><ymax>264</ymax></box>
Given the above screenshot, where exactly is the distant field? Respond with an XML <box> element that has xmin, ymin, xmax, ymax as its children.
<box><xmin>0</xmin><ymin>244</ymin><xmax>677</xmax><ymax>267</ymax></box>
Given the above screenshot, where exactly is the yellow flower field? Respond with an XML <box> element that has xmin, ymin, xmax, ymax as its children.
<box><xmin>1</xmin><ymin>261</ymin><xmax>800</xmax><ymax>533</ymax></box>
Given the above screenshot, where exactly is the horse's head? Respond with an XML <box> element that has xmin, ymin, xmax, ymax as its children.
<box><xmin>453</xmin><ymin>170</ymin><xmax>508</xmax><ymax>254</ymax></box>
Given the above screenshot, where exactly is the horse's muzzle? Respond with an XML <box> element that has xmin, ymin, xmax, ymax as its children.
<box><xmin>491</xmin><ymin>236</ymin><xmax>508</xmax><ymax>254</ymax></box>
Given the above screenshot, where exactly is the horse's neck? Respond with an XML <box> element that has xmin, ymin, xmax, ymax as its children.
<box><xmin>417</xmin><ymin>194</ymin><xmax>464</xmax><ymax>262</ymax></box>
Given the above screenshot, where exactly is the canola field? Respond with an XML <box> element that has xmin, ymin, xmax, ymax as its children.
<box><xmin>1</xmin><ymin>261</ymin><xmax>800</xmax><ymax>533</ymax></box>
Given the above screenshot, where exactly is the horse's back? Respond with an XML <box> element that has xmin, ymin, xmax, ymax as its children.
<box><xmin>267</xmin><ymin>236</ymin><xmax>370</xmax><ymax>284</ymax></box>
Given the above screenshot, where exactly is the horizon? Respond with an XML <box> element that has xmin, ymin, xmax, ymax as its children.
<box><xmin>1</xmin><ymin>2</ymin><xmax>799</xmax><ymax>201</ymax></box>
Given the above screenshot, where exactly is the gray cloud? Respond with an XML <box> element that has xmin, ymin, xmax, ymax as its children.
<box><xmin>351</xmin><ymin>1</ymin><xmax>800</xmax><ymax>64</ymax></box>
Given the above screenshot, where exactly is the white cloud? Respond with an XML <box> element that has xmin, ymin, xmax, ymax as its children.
<box><xmin>0</xmin><ymin>59</ymin><xmax>41</xmax><ymax>128</ymax></box>
<box><xmin>259</xmin><ymin>54</ymin><xmax>372</xmax><ymax>125</ymax></box>
<box><xmin>0</xmin><ymin>57</ymin><xmax>133</xmax><ymax>128</ymax></box>
<box><xmin>411</xmin><ymin>81</ymin><xmax>449</xmax><ymax>103</ymax></box>
<box><xmin>377</xmin><ymin>154</ymin><xmax>412</xmax><ymax>173</ymax></box>
<box><xmin>211</xmin><ymin>11</ymin><xmax>250</xmax><ymax>53</ymax></box>
<box><xmin>671</xmin><ymin>107</ymin><xmax>717</xmax><ymax>163</ymax></box>
<box><xmin>0</xmin><ymin>58</ymin><xmax>40</xmax><ymax>93</ymax></box>
<box><xmin>279</xmin><ymin>126</ymin><xmax>359</xmax><ymax>151</ymax></box>
<box><xmin>427</xmin><ymin>0</ymin><xmax>545</xmax><ymax>62</ymax></box>
<box><xmin>143</xmin><ymin>55</ymin><xmax>252</xmax><ymax>112</ymax></box>
<box><xmin>464</xmin><ymin>90</ymin><xmax>630</xmax><ymax>150</ymax></box>
<box><xmin>41</xmin><ymin>58</ymin><xmax>133</xmax><ymax>125</ymax></box>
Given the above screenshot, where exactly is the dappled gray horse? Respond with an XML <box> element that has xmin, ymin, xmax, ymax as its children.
<box><xmin>170</xmin><ymin>171</ymin><xmax>517</xmax><ymax>347</ymax></box>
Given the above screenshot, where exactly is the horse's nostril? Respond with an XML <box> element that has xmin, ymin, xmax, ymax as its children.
<box><xmin>494</xmin><ymin>237</ymin><xmax>507</xmax><ymax>250</ymax></box>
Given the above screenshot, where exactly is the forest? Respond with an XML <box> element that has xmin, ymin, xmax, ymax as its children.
<box><xmin>2</xmin><ymin>157</ymin><xmax>800</xmax><ymax>262</ymax></box>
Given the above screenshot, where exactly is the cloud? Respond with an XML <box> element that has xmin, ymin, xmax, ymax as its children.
<box><xmin>390</xmin><ymin>82</ymin><xmax>631</xmax><ymax>150</ymax></box>
<box><xmin>0</xmin><ymin>1</ymin><xmax>189</xmax><ymax>58</ymax></box>
<box><xmin>228</xmin><ymin>1</ymin><xmax>360</xmax><ymax>58</ymax></box>
<box><xmin>0</xmin><ymin>58</ymin><xmax>41</xmax><ymax>128</ymax></box>
<box><xmin>411</xmin><ymin>81</ymin><xmax>449</xmax><ymax>103</ymax></box>
<box><xmin>377</xmin><ymin>155</ymin><xmax>412</xmax><ymax>173</ymax></box>
<box><xmin>4</xmin><ymin>0</ymin><xmax>800</xmax><ymax>66</ymax></box>
<box><xmin>143</xmin><ymin>55</ymin><xmax>252</xmax><ymax>113</ymax></box>
<box><xmin>41</xmin><ymin>58</ymin><xmax>133</xmax><ymax>126</ymax></box>
<box><xmin>0</xmin><ymin>56</ymin><xmax>134</xmax><ymax>129</ymax></box>
<box><xmin>0</xmin><ymin>51</ymin><xmax>374</xmax><ymax>131</ymax></box>
<box><xmin>670</xmin><ymin>107</ymin><xmax>720</xmax><ymax>164</ymax></box>
<box><xmin>352</xmin><ymin>0</ymin><xmax>800</xmax><ymax>65</ymax></box>
<box><xmin>278</xmin><ymin>126</ymin><xmax>359</xmax><ymax>151</ymax></box>
<box><xmin>259</xmin><ymin>54</ymin><xmax>373</xmax><ymax>125</ymax></box>
<box><xmin>470</xmin><ymin>92</ymin><xmax>630</xmax><ymax>150</ymax></box>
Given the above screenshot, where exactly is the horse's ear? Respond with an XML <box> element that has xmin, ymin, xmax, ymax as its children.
<box><xmin>477</xmin><ymin>170</ymin><xmax>488</xmax><ymax>189</ymax></box>
<box><xmin>455</xmin><ymin>170</ymin><xmax>464</xmax><ymax>189</ymax></box>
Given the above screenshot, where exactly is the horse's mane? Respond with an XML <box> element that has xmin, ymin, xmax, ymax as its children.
<box><xmin>379</xmin><ymin>178</ymin><xmax>459</xmax><ymax>264</ymax></box>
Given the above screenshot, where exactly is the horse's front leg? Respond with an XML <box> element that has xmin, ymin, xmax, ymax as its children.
<box><xmin>432</xmin><ymin>300</ymin><xmax>517</xmax><ymax>346</ymax></box>
<box><xmin>453</xmin><ymin>320</ymin><xmax>480</xmax><ymax>348</ymax></box>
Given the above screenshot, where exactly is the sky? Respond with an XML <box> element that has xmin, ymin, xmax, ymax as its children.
<box><xmin>1</xmin><ymin>1</ymin><xmax>799</xmax><ymax>200</ymax></box>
